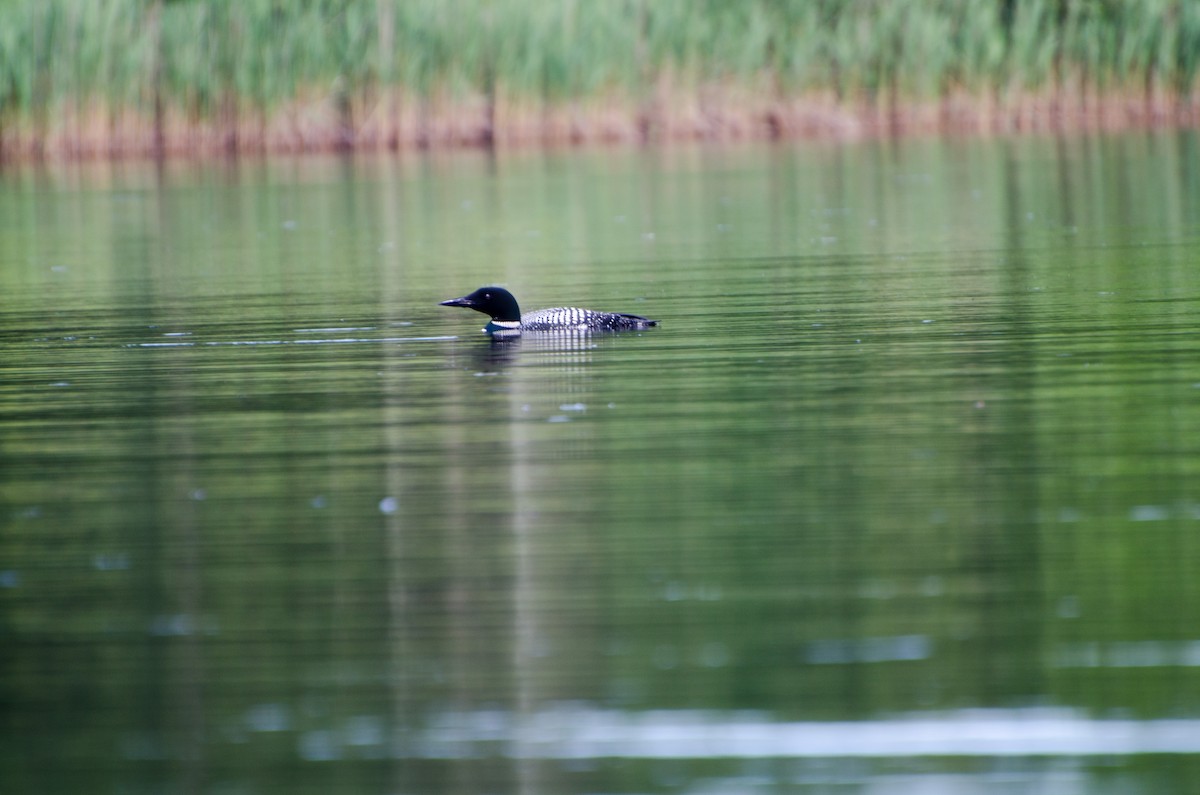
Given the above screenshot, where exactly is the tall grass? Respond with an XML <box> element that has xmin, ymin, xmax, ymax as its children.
<box><xmin>0</xmin><ymin>0</ymin><xmax>1197</xmax><ymax>156</ymax></box>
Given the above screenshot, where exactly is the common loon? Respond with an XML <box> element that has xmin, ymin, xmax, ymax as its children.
<box><xmin>439</xmin><ymin>286</ymin><xmax>658</xmax><ymax>336</ymax></box>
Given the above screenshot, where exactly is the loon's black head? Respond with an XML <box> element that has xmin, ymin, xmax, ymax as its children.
<box><xmin>439</xmin><ymin>286</ymin><xmax>521</xmax><ymax>322</ymax></box>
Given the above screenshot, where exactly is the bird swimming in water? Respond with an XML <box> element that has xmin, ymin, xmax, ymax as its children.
<box><xmin>439</xmin><ymin>286</ymin><xmax>658</xmax><ymax>337</ymax></box>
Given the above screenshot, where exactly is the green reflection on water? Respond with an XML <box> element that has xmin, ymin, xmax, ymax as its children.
<box><xmin>3</xmin><ymin>133</ymin><xmax>1200</xmax><ymax>793</ymax></box>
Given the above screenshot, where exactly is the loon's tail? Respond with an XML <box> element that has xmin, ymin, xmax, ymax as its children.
<box><xmin>618</xmin><ymin>313</ymin><xmax>658</xmax><ymax>329</ymax></box>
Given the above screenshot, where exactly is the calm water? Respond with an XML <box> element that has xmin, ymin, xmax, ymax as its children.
<box><xmin>3</xmin><ymin>133</ymin><xmax>1200</xmax><ymax>794</ymax></box>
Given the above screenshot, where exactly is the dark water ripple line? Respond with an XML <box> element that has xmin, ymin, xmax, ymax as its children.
<box><xmin>126</xmin><ymin>335</ymin><xmax>458</xmax><ymax>348</ymax></box>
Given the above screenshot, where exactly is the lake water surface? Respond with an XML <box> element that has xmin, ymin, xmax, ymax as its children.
<box><xmin>4</xmin><ymin>133</ymin><xmax>1200</xmax><ymax>793</ymax></box>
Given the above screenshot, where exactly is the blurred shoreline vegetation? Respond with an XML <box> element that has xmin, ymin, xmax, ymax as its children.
<box><xmin>0</xmin><ymin>0</ymin><xmax>1198</xmax><ymax>159</ymax></box>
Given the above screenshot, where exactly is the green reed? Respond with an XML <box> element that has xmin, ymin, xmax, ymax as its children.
<box><xmin>0</xmin><ymin>0</ymin><xmax>1196</xmax><ymax>148</ymax></box>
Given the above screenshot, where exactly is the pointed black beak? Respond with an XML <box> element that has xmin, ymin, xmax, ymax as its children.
<box><xmin>439</xmin><ymin>295</ymin><xmax>474</xmax><ymax>308</ymax></box>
